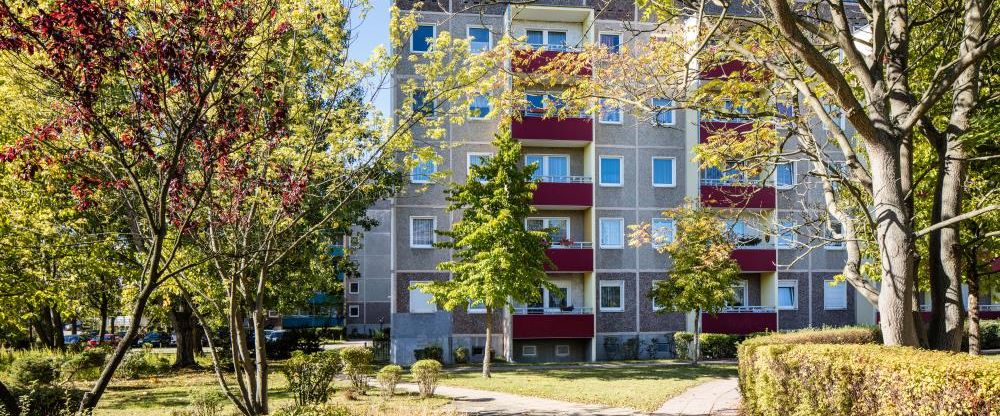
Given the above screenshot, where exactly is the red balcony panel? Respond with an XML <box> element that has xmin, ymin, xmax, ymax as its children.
<box><xmin>701</xmin><ymin>185</ymin><xmax>776</xmax><ymax>209</ymax></box>
<box><xmin>512</xmin><ymin>116</ymin><xmax>593</xmax><ymax>143</ymax></box>
<box><xmin>700</xmin><ymin>121</ymin><xmax>756</xmax><ymax>143</ymax></box>
<box><xmin>513</xmin><ymin>314</ymin><xmax>594</xmax><ymax>339</ymax></box>
<box><xmin>512</xmin><ymin>50</ymin><xmax>592</xmax><ymax>76</ymax></box>
<box><xmin>992</xmin><ymin>257</ymin><xmax>1000</xmax><ymax>272</ymax></box>
<box><xmin>701</xmin><ymin>311</ymin><xmax>777</xmax><ymax>335</ymax></box>
<box><xmin>700</xmin><ymin>60</ymin><xmax>748</xmax><ymax>79</ymax></box>
<box><xmin>982</xmin><ymin>310</ymin><xmax>1000</xmax><ymax>320</ymax></box>
<box><xmin>533</xmin><ymin>182</ymin><xmax>592</xmax><ymax>207</ymax></box>
<box><xmin>730</xmin><ymin>249</ymin><xmax>776</xmax><ymax>272</ymax></box>
<box><xmin>545</xmin><ymin>248</ymin><xmax>593</xmax><ymax>272</ymax></box>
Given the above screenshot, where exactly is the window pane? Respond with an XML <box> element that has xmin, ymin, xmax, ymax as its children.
<box><xmin>548</xmin><ymin>156</ymin><xmax>568</xmax><ymax>180</ymax></box>
<box><xmin>599</xmin><ymin>33</ymin><xmax>620</xmax><ymax>53</ymax></box>
<box><xmin>778</xmin><ymin>286</ymin><xmax>795</xmax><ymax>308</ymax></box>
<box><xmin>526</xmin><ymin>219</ymin><xmax>544</xmax><ymax>231</ymax></box>
<box><xmin>412</xmin><ymin>90</ymin><xmax>434</xmax><ymax>116</ymax></box>
<box><xmin>730</xmin><ymin>285</ymin><xmax>745</xmax><ymax>306</ymax></box>
<box><xmin>412</xmin><ymin>219</ymin><xmax>434</xmax><ymax>246</ymax></box>
<box><xmin>778</xmin><ymin>220</ymin><xmax>795</xmax><ymax>248</ymax></box>
<box><xmin>525</xmin><ymin>155</ymin><xmax>544</xmax><ymax>179</ymax></box>
<box><xmin>601</xmin><ymin>285</ymin><xmax>622</xmax><ymax>308</ymax></box>
<box><xmin>653</xmin><ymin>158</ymin><xmax>674</xmax><ymax>185</ymax></box>
<box><xmin>600</xmin><ymin>218</ymin><xmax>623</xmax><ymax>248</ymax></box>
<box><xmin>600</xmin><ymin>157</ymin><xmax>621</xmax><ymax>185</ymax></box>
<box><xmin>548</xmin><ymin>288</ymin><xmax>568</xmax><ymax>308</ymax></box>
<box><xmin>468</xmin><ymin>27</ymin><xmax>490</xmax><ymax>52</ymax></box>
<box><xmin>547</xmin><ymin>31</ymin><xmax>567</xmax><ymax>49</ymax></box>
<box><xmin>652</xmin><ymin>98</ymin><xmax>674</xmax><ymax>125</ymax></box>
<box><xmin>526</xmin><ymin>30</ymin><xmax>544</xmax><ymax>46</ymax></box>
<box><xmin>549</xmin><ymin>219</ymin><xmax>569</xmax><ymax>242</ymax></box>
<box><xmin>651</xmin><ymin>219</ymin><xmax>675</xmax><ymax>246</ymax></box>
<box><xmin>776</xmin><ymin>162</ymin><xmax>794</xmax><ymax>187</ymax></box>
<box><xmin>412</xmin><ymin>25</ymin><xmax>434</xmax><ymax>52</ymax></box>
<box><xmin>470</xmin><ymin>95</ymin><xmax>490</xmax><ymax>118</ymax></box>
<box><xmin>824</xmin><ymin>280</ymin><xmax>847</xmax><ymax>309</ymax></box>
<box><xmin>599</xmin><ymin>99</ymin><xmax>621</xmax><ymax>123</ymax></box>
<box><xmin>411</xmin><ymin>160</ymin><xmax>434</xmax><ymax>182</ymax></box>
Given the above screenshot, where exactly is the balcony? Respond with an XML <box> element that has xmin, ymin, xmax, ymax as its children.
<box><xmin>512</xmin><ymin>47</ymin><xmax>592</xmax><ymax>76</ymax></box>
<box><xmin>512</xmin><ymin>308</ymin><xmax>594</xmax><ymax>339</ymax></box>
<box><xmin>731</xmin><ymin>249</ymin><xmax>776</xmax><ymax>272</ymax></box>
<box><xmin>533</xmin><ymin>176</ymin><xmax>592</xmax><ymax>209</ymax></box>
<box><xmin>545</xmin><ymin>242</ymin><xmax>593</xmax><ymax>272</ymax></box>
<box><xmin>701</xmin><ymin>182</ymin><xmax>776</xmax><ymax>209</ymax></box>
<box><xmin>699</xmin><ymin>59</ymin><xmax>749</xmax><ymax>80</ymax></box>
<box><xmin>512</xmin><ymin>113</ymin><xmax>593</xmax><ymax>146</ymax></box>
<box><xmin>701</xmin><ymin>306</ymin><xmax>777</xmax><ymax>335</ymax></box>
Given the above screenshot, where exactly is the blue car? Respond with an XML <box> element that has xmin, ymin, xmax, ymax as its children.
<box><xmin>63</xmin><ymin>334</ymin><xmax>82</xmax><ymax>345</ymax></box>
<box><xmin>135</xmin><ymin>332</ymin><xmax>167</xmax><ymax>348</ymax></box>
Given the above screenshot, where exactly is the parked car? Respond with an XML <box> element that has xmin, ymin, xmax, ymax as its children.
<box><xmin>63</xmin><ymin>334</ymin><xmax>82</xmax><ymax>346</ymax></box>
<box><xmin>264</xmin><ymin>329</ymin><xmax>287</xmax><ymax>343</ymax></box>
<box><xmin>87</xmin><ymin>334</ymin><xmax>120</xmax><ymax>348</ymax></box>
<box><xmin>134</xmin><ymin>332</ymin><xmax>167</xmax><ymax>348</ymax></box>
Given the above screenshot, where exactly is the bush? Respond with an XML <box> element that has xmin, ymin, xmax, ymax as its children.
<box><xmin>673</xmin><ymin>332</ymin><xmax>694</xmax><ymax>360</ymax></box>
<box><xmin>412</xmin><ymin>345</ymin><xmax>443</xmax><ymax>363</ymax></box>
<box><xmin>8</xmin><ymin>384</ymin><xmax>84</xmax><ymax>416</ymax></box>
<box><xmin>410</xmin><ymin>359</ymin><xmax>442</xmax><ymax>398</ymax></box>
<box><xmin>980</xmin><ymin>320</ymin><xmax>1000</xmax><ymax>350</ymax></box>
<box><xmin>118</xmin><ymin>351</ymin><xmax>163</xmax><ymax>380</ymax></box>
<box><xmin>281</xmin><ymin>350</ymin><xmax>342</xmax><ymax>406</ymax></box>
<box><xmin>738</xmin><ymin>327</ymin><xmax>1000</xmax><ymax>416</ymax></box>
<box><xmin>699</xmin><ymin>334</ymin><xmax>738</xmax><ymax>359</ymax></box>
<box><xmin>270</xmin><ymin>404</ymin><xmax>352</xmax><ymax>416</ymax></box>
<box><xmin>453</xmin><ymin>347</ymin><xmax>469</xmax><ymax>364</ymax></box>
<box><xmin>740</xmin><ymin>326</ymin><xmax>880</xmax><ymax>348</ymax></box>
<box><xmin>10</xmin><ymin>355</ymin><xmax>58</xmax><ymax>385</ymax></box>
<box><xmin>170</xmin><ymin>390</ymin><xmax>226</xmax><ymax>416</ymax></box>
<box><xmin>61</xmin><ymin>348</ymin><xmax>107</xmax><ymax>382</ymax></box>
<box><xmin>376</xmin><ymin>364</ymin><xmax>403</xmax><ymax>398</ymax></box>
<box><xmin>339</xmin><ymin>346</ymin><xmax>373</xmax><ymax>390</ymax></box>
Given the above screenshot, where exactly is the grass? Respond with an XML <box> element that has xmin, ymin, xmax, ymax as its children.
<box><xmin>438</xmin><ymin>362</ymin><xmax>737</xmax><ymax>412</ymax></box>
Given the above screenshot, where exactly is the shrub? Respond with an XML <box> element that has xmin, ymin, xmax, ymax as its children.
<box><xmin>673</xmin><ymin>332</ymin><xmax>694</xmax><ymax>360</ymax></box>
<box><xmin>170</xmin><ymin>390</ymin><xmax>226</xmax><ymax>416</ymax></box>
<box><xmin>10</xmin><ymin>355</ymin><xmax>58</xmax><ymax>385</ymax></box>
<box><xmin>8</xmin><ymin>384</ymin><xmax>84</xmax><ymax>416</ymax></box>
<box><xmin>339</xmin><ymin>346</ymin><xmax>373</xmax><ymax>390</ymax></box>
<box><xmin>118</xmin><ymin>351</ymin><xmax>154</xmax><ymax>380</ymax></box>
<box><xmin>980</xmin><ymin>320</ymin><xmax>1000</xmax><ymax>350</ymax></box>
<box><xmin>270</xmin><ymin>404</ymin><xmax>352</xmax><ymax>416</ymax></box>
<box><xmin>410</xmin><ymin>359</ymin><xmax>442</xmax><ymax>398</ymax></box>
<box><xmin>740</xmin><ymin>326</ymin><xmax>880</xmax><ymax>349</ymax></box>
<box><xmin>60</xmin><ymin>348</ymin><xmax>107</xmax><ymax>382</ymax></box>
<box><xmin>699</xmin><ymin>334</ymin><xmax>738</xmax><ymax>359</ymax></box>
<box><xmin>453</xmin><ymin>347</ymin><xmax>469</xmax><ymax>364</ymax></box>
<box><xmin>738</xmin><ymin>327</ymin><xmax>1000</xmax><ymax>416</ymax></box>
<box><xmin>376</xmin><ymin>364</ymin><xmax>403</xmax><ymax>398</ymax></box>
<box><xmin>412</xmin><ymin>345</ymin><xmax>443</xmax><ymax>363</ymax></box>
<box><xmin>282</xmin><ymin>350</ymin><xmax>343</xmax><ymax>405</ymax></box>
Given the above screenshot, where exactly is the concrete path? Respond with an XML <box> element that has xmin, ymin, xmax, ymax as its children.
<box><xmin>397</xmin><ymin>383</ymin><xmax>646</xmax><ymax>416</ymax></box>
<box><xmin>651</xmin><ymin>378</ymin><xmax>740</xmax><ymax>416</ymax></box>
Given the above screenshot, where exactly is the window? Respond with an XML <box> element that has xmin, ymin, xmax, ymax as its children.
<box><xmin>600</xmin><ymin>281</ymin><xmax>624</xmax><ymax>312</ymax></box>
<box><xmin>599</xmin><ymin>33</ymin><xmax>621</xmax><ymax>53</ymax></box>
<box><xmin>467</xmin><ymin>26</ymin><xmax>491</xmax><ymax>53</ymax></box>
<box><xmin>825</xmin><ymin>222</ymin><xmax>844</xmax><ymax>249</ymax></box>
<box><xmin>412</xmin><ymin>89</ymin><xmax>435</xmax><ymax>117</ymax></box>
<box><xmin>525</xmin><ymin>154</ymin><xmax>569</xmax><ymax>182</ymax></box>
<box><xmin>776</xmin><ymin>220</ymin><xmax>796</xmax><ymax>249</ymax></box>
<box><xmin>546</xmin><ymin>285</ymin><xmax>570</xmax><ymax>309</ymax></box>
<box><xmin>599</xmin><ymin>218</ymin><xmax>624</xmax><ymax>249</ymax></box>
<box><xmin>702</xmin><ymin>161</ymin><xmax>760</xmax><ymax>186</ymax></box>
<box><xmin>555</xmin><ymin>345</ymin><xmax>570</xmax><ymax>357</ymax></box>
<box><xmin>410</xmin><ymin>217</ymin><xmax>436</xmax><ymax>248</ymax></box>
<box><xmin>777</xmin><ymin>280</ymin><xmax>797</xmax><ymax>310</ymax></box>
<box><xmin>348</xmin><ymin>305</ymin><xmax>360</xmax><ymax>317</ymax></box>
<box><xmin>524</xmin><ymin>92</ymin><xmax>564</xmax><ymax>116</ymax></box>
<box><xmin>652</xmin><ymin>157</ymin><xmax>675</xmax><ymax>187</ymax></box>
<box><xmin>775</xmin><ymin>162</ymin><xmax>795</xmax><ymax>189</ymax></box>
<box><xmin>651</xmin><ymin>279</ymin><xmax>664</xmax><ymax>309</ymax></box>
<box><xmin>409</xmin><ymin>281</ymin><xmax>437</xmax><ymax>313</ymax></box>
<box><xmin>467</xmin><ymin>153</ymin><xmax>491</xmax><ymax>182</ymax></box>
<box><xmin>410</xmin><ymin>159</ymin><xmax>435</xmax><ymax>183</ymax></box>
<box><xmin>824</xmin><ymin>280</ymin><xmax>848</xmax><ymax>310</ymax></box>
<box><xmin>469</xmin><ymin>95</ymin><xmax>491</xmax><ymax>119</ymax></box>
<box><xmin>411</xmin><ymin>24</ymin><xmax>435</xmax><ymax>53</ymax></box>
<box><xmin>599</xmin><ymin>99</ymin><xmax>622</xmax><ymax>124</ymax></box>
<box><xmin>522</xmin><ymin>345</ymin><xmax>537</xmax><ymax>356</ymax></box>
<box><xmin>526</xmin><ymin>218</ymin><xmax>569</xmax><ymax>244</ymax></box>
<box><xmin>525</xmin><ymin>29</ymin><xmax>568</xmax><ymax>51</ymax></box>
<box><xmin>726</xmin><ymin>220</ymin><xmax>766</xmax><ymax>248</ymax></box>
<box><xmin>599</xmin><ymin>156</ymin><xmax>622</xmax><ymax>186</ymax></box>
<box><xmin>468</xmin><ymin>300</ymin><xmax>486</xmax><ymax>314</ymax></box>
<box><xmin>651</xmin><ymin>218</ymin><xmax>676</xmax><ymax>247</ymax></box>
<box><xmin>730</xmin><ymin>280</ymin><xmax>747</xmax><ymax>307</ymax></box>
<box><xmin>823</xmin><ymin>104</ymin><xmax>847</xmax><ymax>130</ymax></box>
<box><xmin>348</xmin><ymin>281</ymin><xmax>360</xmax><ymax>294</ymax></box>
<box><xmin>651</xmin><ymin>98</ymin><xmax>675</xmax><ymax>126</ymax></box>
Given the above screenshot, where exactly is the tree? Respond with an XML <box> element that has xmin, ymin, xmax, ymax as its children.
<box><xmin>416</xmin><ymin>125</ymin><xmax>555</xmax><ymax>378</ymax></box>
<box><xmin>630</xmin><ymin>204</ymin><xmax>741</xmax><ymax>364</ymax></box>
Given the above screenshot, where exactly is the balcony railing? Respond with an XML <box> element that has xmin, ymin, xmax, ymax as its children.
<box><xmin>548</xmin><ymin>241</ymin><xmax>593</xmax><ymax>249</ymax></box>
<box><xmin>521</xmin><ymin>42</ymin><xmax>583</xmax><ymax>53</ymax></box>
<box><xmin>720</xmin><ymin>305</ymin><xmax>776</xmax><ymax>313</ymax></box>
<box><xmin>535</xmin><ymin>175</ymin><xmax>592</xmax><ymax>184</ymax></box>
<box><xmin>729</xmin><ymin>233</ymin><xmax>773</xmax><ymax>249</ymax></box>
<box><xmin>513</xmin><ymin>307</ymin><xmax>594</xmax><ymax>315</ymax></box>
<box><xmin>981</xmin><ymin>304</ymin><xmax>1000</xmax><ymax>312</ymax></box>
<box><xmin>544</xmin><ymin>243</ymin><xmax>593</xmax><ymax>272</ymax></box>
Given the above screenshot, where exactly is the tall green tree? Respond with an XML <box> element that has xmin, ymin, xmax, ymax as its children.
<box><xmin>417</xmin><ymin>125</ymin><xmax>555</xmax><ymax>378</ymax></box>
<box><xmin>631</xmin><ymin>204</ymin><xmax>741</xmax><ymax>364</ymax></box>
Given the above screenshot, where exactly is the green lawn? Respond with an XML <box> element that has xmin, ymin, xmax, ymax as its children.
<box><xmin>439</xmin><ymin>363</ymin><xmax>737</xmax><ymax>412</ymax></box>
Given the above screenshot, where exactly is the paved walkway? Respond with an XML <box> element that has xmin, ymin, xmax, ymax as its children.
<box><xmin>652</xmin><ymin>378</ymin><xmax>740</xmax><ymax>416</ymax></box>
<box><xmin>397</xmin><ymin>383</ymin><xmax>645</xmax><ymax>415</ymax></box>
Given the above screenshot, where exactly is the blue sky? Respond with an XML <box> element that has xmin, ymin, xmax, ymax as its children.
<box><xmin>349</xmin><ymin>1</ymin><xmax>393</xmax><ymax>115</ymax></box>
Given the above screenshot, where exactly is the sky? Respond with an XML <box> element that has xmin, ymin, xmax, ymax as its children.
<box><xmin>348</xmin><ymin>1</ymin><xmax>393</xmax><ymax>116</ymax></box>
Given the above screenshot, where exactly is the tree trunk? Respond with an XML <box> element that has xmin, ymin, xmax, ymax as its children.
<box><xmin>0</xmin><ymin>380</ymin><xmax>19</xmax><ymax>416</ymax></box>
<box><xmin>693</xmin><ymin>310</ymin><xmax>701</xmax><ymax>365</ymax></box>
<box><xmin>51</xmin><ymin>308</ymin><xmax>65</xmax><ymax>351</ymax></box>
<box><xmin>928</xmin><ymin>141</ymin><xmax>967</xmax><ymax>351</ymax></box>
<box><xmin>869</xmin><ymin>138</ymin><xmax>920</xmax><ymax>346</ymax></box>
<box><xmin>252</xmin><ymin>308</ymin><xmax>268</xmax><ymax>414</ymax></box>
<box><xmin>98</xmin><ymin>296</ymin><xmax>109</xmax><ymax>341</ymax></box>
<box><xmin>34</xmin><ymin>306</ymin><xmax>55</xmax><ymax>348</ymax></box>
<box><xmin>968</xmin><ymin>266</ymin><xmax>981</xmax><ymax>355</ymax></box>
<box><xmin>170</xmin><ymin>296</ymin><xmax>200</xmax><ymax>368</ymax></box>
<box><xmin>483</xmin><ymin>307</ymin><xmax>493</xmax><ymax>378</ymax></box>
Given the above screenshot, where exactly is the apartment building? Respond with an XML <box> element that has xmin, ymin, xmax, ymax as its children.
<box><xmin>378</xmin><ymin>0</ymin><xmax>998</xmax><ymax>365</ymax></box>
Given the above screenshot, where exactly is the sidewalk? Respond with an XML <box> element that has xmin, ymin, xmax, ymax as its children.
<box><xmin>397</xmin><ymin>383</ymin><xmax>646</xmax><ymax>416</ymax></box>
<box><xmin>651</xmin><ymin>378</ymin><xmax>740</xmax><ymax>416</ymax></box>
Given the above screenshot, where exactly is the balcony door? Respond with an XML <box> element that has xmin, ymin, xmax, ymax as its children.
<box><xmin>526</xmin><ymin>154</ymin><xmax>569</xmax><ymax>182</ymax></box>
<box><xmin>524</xmin><ymin>284</ymin><xmax>571</xmax><ymax>313</ymax></box>
<box><xmin>726</xmin><ymin>219</ymin><xmax>765</xmax><ymax>248</ymax></box>
<box><xmin>525</xmin><ymin>29</ymin><xmax>568</xmax><ymax>50</ymax></box>
<box><xmin>526</xmin><ymin>217</ymin><xmax>570</xmax><ymax>245</ymax></box>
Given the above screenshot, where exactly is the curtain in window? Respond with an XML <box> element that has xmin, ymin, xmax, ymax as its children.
<box><xmin>600</xmin><ymin>219</ymin><xmax>623</xmax><ymax>247</ymax></box>
<box><xmin>412</xmin><ymin>219</ymin><xmax>434</xmax><ymax>246</ymax></box>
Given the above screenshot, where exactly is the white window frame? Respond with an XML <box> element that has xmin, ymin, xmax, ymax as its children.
<box><xmin>348</xmin><ymin>304</ymin><xmax>361</xmax><ymax>317</ymax></box>
<box><xmin>468</xmin><ymin>94</ymin><xmax>491</xmax><ymax>120</ymax></box>
<box><xmin>777</xmin><ymin>280</ymin><xmax>798</xmax><ymax>310</ymax></box>
<box><xmin>651</xmin><ymin>157</ymin><xmax>677</xmax><ymax>187</ymax></box>
<box><xmin>776</xmin><ymin>220</ymin><xmax>796</xmax><ymax>249</ymax></box>
<box><xmin>651</xmin><ymin>218</ymin><xmax>676</xmax><ymax>248</ymax></box>
<box><xmin>598</xmin><ymin>32</ymin><xmax>622</xmax><ymax>53</ymax></box>
<box><xmin>730</xmin><ymin>280</ymin><xmax>748</xmax><ymax>307</ymax></box>
<box><xmin>824</xmin><ymin>279</ymin><xmax>848</xmax><ymax>310</ymax></box>
<box><xmin>598</xmin><ymin>99</ymin><xmax>622</xmax><ymax>124</ymax></box>
<box><xmin>348</xmin><ymin>281</ymin><xmax>360</xmax><ymax>294</ymax></box>
<box><xmin>524</xmin><ymin>29</ymin><xmax>569</xmax><ymax>50</ymax></box>
<box><xmin>651</xmin><ymin>279</ymin><xmax>664</xmax><ymax>310</ymax></box>
<box><xmin>410</xmin><ymin>24</ymin><xmax>436</xmax><ymax>53</ymax></box>
<box><xmin>525</xmin><ymin>154</ymin><xmax>571</xmax><ymax>180</ymax></box>
<box><xmin>409</xmin><ymin>159</ymin><xmax>436</xmax><ymax>184</ymax></box>
<box><xmin>525</xmin><ymin>217</ymin><xmax>571</xmax><ymax>242</ymax></box>
<box><xmin>468</xmin><ymin>300</ymin><xmax>486</xmax><ymax>314</ymax></box>
<box><xmin>467</xmin><ymin>152</ymin><xmax>492</xmax><ymax>180</ymax></box>
<box><xmin>825</xmin><ymin>222</ymin><xmax>845</xmax><ymax>250</ymax></box>
<box><xmin>522</xmin><ymin>345</ymin><xmax>537</xmax><ymax>356</ymax></box>
<box><xmin>775</xmin><ymin>161</ymin><xmax>796</xmax><ymax>189</ymax></box>
<box><xmin>555</xmin><ymin>344</ymin><xmax>571</xmax><ymax>357</ymax></box>
<box><xmin>599</xmin><ymin>217</ymin><xmax>625</xmax><ymax>249</ymax></box>
<box><xmin>543</xmin><ymin>284</ymin><xmax>572</xmax><ymax>311</ymax></box>
<box><xmin>409</xmin><ymin>281</ymin><xmax>437</xmax><ymax>313</ymax></box>
<box><xmin>466</xmin><ymin>25</ymin><xmax>492</xmax><ymax>53</ymax></box>
<box><xmin>409</xmin><ymin>216</ymin><xmax>436</xmax><ymax>248</ymax></box>
<box><xmin>599</xmin><ymin>280</ymin><xmax>625</xmax><ymax>312</ymax></box>
<box><xmin>599</xmin><ymin>156</ymin><xmax>623</xmax><ymax>187</ymax></box>
<box><xmin>650</xmin><ymin>98</ymin><xmax>676</xmax><ymax>126</ymax></box>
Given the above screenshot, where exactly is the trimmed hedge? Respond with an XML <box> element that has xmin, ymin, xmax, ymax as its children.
<box><xmin>739</xmin><ymin>327</ymin><xmax>1000</xmax><ymax>415</ymax></box>
<box><xmin>980</xmin><ymin>320</ymin><xmax>1000</xmax><ymax>350</ymax></box>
